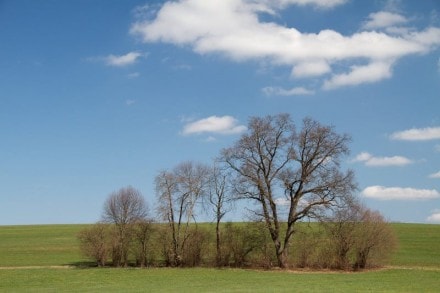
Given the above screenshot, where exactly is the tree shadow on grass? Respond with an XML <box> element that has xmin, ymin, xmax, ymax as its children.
<box><xmin>67</xmin><ymin>261</ymin><xmax>100</xmax><ymax>269</ymax></box>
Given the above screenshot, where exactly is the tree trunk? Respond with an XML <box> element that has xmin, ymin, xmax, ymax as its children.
<box><xmin>215</xmin><ymin>218</ymin><xmax>221</xmax><ymax>267</ymax></box>
<box><xmin>276</xmin><ymin>248</ymin><xmax>289</xmax><ymax>269</ymax></box>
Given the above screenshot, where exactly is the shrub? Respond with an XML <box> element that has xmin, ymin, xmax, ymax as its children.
<box><xmin>77</xmin><ymin>223</ymin><xmax>109</xmax><ymax>267</ymax></box>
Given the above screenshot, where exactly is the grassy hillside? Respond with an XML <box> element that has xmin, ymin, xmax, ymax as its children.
<box><xmin>390</xmin><ymin>223</ymin><xmax>440</xmax><ymax>267</ymax></box>
<box><xmin>0</xmin><ymin>224</ymin><xmax>86</xmax><ymax>267</ymax></box>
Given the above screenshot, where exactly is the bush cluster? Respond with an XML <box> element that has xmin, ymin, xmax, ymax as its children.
<box><xmin>78</xmin><ymin>219</ymin><xmax>396</xmax><ymax>270</ymax></box>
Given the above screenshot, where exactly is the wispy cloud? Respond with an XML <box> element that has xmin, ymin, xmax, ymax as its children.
<box><xmin>127</xmin><ymin>72</ymin><xmax>140</xmax><ymax>78</ymax></box>
<box><xmin>362</xmin><ymin>186</ymin><xmax>440</xmax><ymax>200</ymax></box>
<box><xmin>352</xmin><ymin>152</ymin><xmax>413</xmax><ymax>167</ymax></box>
<box><xmin>173</xmin><ymin>64</ymin><xmax>192</xmax><ymax>70</ymax></box>
<box><xmin>125</xmin><ymin>99</ymin><xmax>136</xmax><ymax>106</ymax></box>
<box><xmin>105</xmin><ymin>52</ymin><xmax>144</xmax><ymax>67</ymax></box>
<box><xmin>182</xmin><ymin>115</ymin><xmax>246</xmax><ymax>135</ymax></box>
<box><xmin>390</xmin><ymin>126</ymin><xmax>440</xmax><ymax>141</ymax></box>
<box><xmin>262</xmin><ymin>86</ymin><xmax>315</xmax><ymax>96</ymax></box>
<box><xmin>130</xmin><ymin>1</ymin><xmax>440</xmax><ymax>90</ymax></box>
<box><xmin>204</xmin><ymin>136</ymin><xmax>217</xmax><ymax>142</ymax></box>
<box><xmin>429</xmin><ymin>171</ymin><xmax>440</xmax><ymax>179</ymax></box>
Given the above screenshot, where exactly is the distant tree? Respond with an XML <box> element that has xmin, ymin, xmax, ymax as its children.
<box><xmin>206</xmin><ymin>163</ymin><xmax>234</xmax><ymax>267</ymax></box>
<box><xmin>155</xmin><ymin>161</ymin><xmax>209</xmax><ymax>266</ymax></box>
<box><xmin>222</xmin><ymin>114</ymin><xmax>356</xmax><ymax>268</ymax></box>
<box><xmin>102</xmin><ymin>186</ymin><xmax>149</xmax><ymax>267</ymax></box>
<box><xmin>77</xmin><ymin>223</ymin><xmax>109</xmax><ymax>267</ymax></box>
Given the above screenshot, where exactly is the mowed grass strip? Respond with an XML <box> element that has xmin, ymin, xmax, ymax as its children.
<box><xmin>0</xmin><ymin>267</ymin><xmax>439</xmax><ymax>292</ymax></box>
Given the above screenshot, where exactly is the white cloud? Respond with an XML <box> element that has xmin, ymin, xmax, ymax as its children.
<box><xmin>390</xmin><ymin>126</ymin><xmax>440</xmax><ymax>141</ymax></box>
<box><xmin>363</xmin><ymin>11</ymin><xmax>408</xmax><ymax>30</ymax></box>
<box><xmin>130</xmin><ymin>1</ymin><xmax>440</xmax><ymax>90</ymax></box>
<box><xmin>429</xmin><ymin>171</ymin><xmax>440</xmax><ymax>179</ymax></box>
<box><xmin>105</xmin><ymin>52</ymin><xmax>143</xmax><ymax>67</ymax></box>
<box><xmin>352</xmin><ymin>152</ymin><xmax>413</xmax><ymax>167</ymax></box>
<box><xmin>262</xmin><ymin>86</ymin><xmax>315</xmax><ymax>96</ymax></box>
<box><xmin>323</xmin><ymin>61</ymin><xmax>393</xmax><ymax>90</ymax></box>
<box><xmin>362</xmin><ymin>186</ymin><xmax>440</xmax><ymax>200</ymax></box>
<box><xmin>275</xmin><ymin>0</ymin><xmax>348</xmax><ymax>9</ymax></box>
<box><xmin>182</xmin><ymin>115</ymin><xmax>246</xmax><ymax>135</ymax></box>
<box><xmin>427</xmin><ymin>211</ymin><xmax>440</xmax><ymax>223</ymax></box>
<box><xmin>292</xmin><ymin>60</ymin><xmax>331</xmax><ymax>77</ymax></box>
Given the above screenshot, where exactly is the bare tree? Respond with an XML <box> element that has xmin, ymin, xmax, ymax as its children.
<box><xmin>222</xmin><ymin>114</ymin><xmax>356</xmax><ymax>268</ymax></box>
<box><xmin>102</xmin><ymin>186</ymin><xmax>148</xmax><ymax>267</ymax></box>
<box><xmin>207</xmin><ymin>163</ymin><xmax>234</xmax><ymax>266</ymax></box>
<box><xmin>155</xmin><ymin>161</ymin><xmax>209</xmax><ymax>266</ymax></box>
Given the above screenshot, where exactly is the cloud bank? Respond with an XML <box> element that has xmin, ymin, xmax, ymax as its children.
<box><xmin>362</xmin><ymin>186</ymin><xmax>440</xmax><ymax>200</ymax></box>
<box><xmin>130</xmin><ymin>0</ymin><xmax>440</xmax><ymax>90</ymax></box>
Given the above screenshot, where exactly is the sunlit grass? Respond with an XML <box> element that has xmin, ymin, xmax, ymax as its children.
<box><xmin>0</xmin><ymin>267</ymin><xmax>439</xmax><ymax>292</ymax></box>
<box><xmin>390</xmin><ymin>223</ymin><xmax>440</xmax><ymax>267</ymax></box>
<box><xmin>0</xmin><ymin>224</ymin><xmax>87</xmax><ymax>266</ymax></box>
<box><xmin>0</xmin><ymin>223</ymin><xmax>439</xmax><ymax>292</ymax></box>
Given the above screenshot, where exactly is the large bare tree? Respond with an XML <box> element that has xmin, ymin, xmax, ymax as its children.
<box><xmin>102</xmin><ymin>186</ymin><xmax>149</xmax><ymax>267</ymax></box>
<box><xmin>155</xmin><ymin>161</ymin><xmax>208</xmax><ymax>266</ymax></box>
<box><xmin>221</xmin><ymin>114</ymin><xmax>356</xmax><ymax>268</ymax></box>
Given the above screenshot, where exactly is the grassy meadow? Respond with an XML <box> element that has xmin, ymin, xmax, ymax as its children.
<box><xmin>0</xmin><ymin>223</ymin><xmax>439</xmax><ymax>292</ymax></box>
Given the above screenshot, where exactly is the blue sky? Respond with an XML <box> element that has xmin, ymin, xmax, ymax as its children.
<box><xmin>1</xmin><ymin>0</ymin><xmax>439</xmax><ymax>225</ymax></box>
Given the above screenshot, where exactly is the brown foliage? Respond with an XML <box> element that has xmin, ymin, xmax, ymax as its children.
<box><xmin>77</xmin><ymin>223</ymin><xmax>109</xmax><ymax>267</ymax></box>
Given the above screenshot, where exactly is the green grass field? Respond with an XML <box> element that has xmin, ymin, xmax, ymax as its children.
<box><xmin>0</xmin><ymin>223</ymin><xmax>439</xmax><ymax>292</ymax></box>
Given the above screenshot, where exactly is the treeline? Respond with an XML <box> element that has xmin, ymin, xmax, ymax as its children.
<box><xmin>78</xmin><ymin>114</ymin><xmax>397</xmax><ymax>270</ymax></box>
